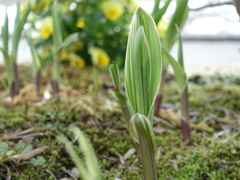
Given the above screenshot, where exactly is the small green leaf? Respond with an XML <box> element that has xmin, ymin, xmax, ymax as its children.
<box><xmin>30</xmin><ymin>156</ymin><xmax>46</xmax><ymax>166</ymax></box>
<box><xmin>0</xmin><ymin>143</ymin><xmax>8</xmax><ymax>155</ymax></box>
<box><xmin>162</xmin><ymin>47</ymin><xmax>187</xmax><ymax>94</ymax></box>
<box><xmin>17</xmin><ymin>143</ymin><xmax>33</xmax><ymax>154</ymax></box>
<box><xmin>54</xmin><ymin>33</ymin><xmax>79</xmax><ymax>54</ymax></box>
<box><xmin>109</xmin><ymin>63</ymin><xmax>121</xmax><ymax>90</ymax></box>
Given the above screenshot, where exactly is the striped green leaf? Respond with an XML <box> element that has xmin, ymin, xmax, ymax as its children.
<box><xmin>125</xmin><ymin>8</ymin><xmax>162</xmax><ymax>123</ymax></box>
<box><xmin>130</xmin><ymin>113</ymin><xmax>157</xmax><ymax>180</ymax></box>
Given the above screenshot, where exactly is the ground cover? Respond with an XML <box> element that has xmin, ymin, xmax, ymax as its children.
<box><xmin>0</xmin><ymin>66</ymin><xmax>239</xmax><ymax>180</ymax></box>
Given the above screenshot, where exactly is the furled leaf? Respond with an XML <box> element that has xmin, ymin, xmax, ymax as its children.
<box><xmin>125</xmin><ymin>8</ymin><xmax>162</xmax><ymax>123</ymax></box>
<box><xmin>130</xmin><ymin>113</ymin><xmax>157</xmax><ymax>180</ymax></box>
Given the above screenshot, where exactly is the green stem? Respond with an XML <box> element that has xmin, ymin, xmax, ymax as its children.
<box><xmin>5</xmin><ymin>59</ymin><xmax>13</xmax><ymax>86</ymax></box>
<box><xmin>131</xmin><ymin>114</ymin><xmax>158</xmax><ymax>180</ymax></box>
<box><xmin>152</xmin><ymin>0</ymin><xmax>161</xmax><ymax>16</ymax></box>
<box><xmin>93</xmin><ymin>67</ymin><xmax>99</xmax><ymax>95</ymax></box>
<box><xmin>53</xmin><ymin>57</ymin><xmax>61</xmax><ymax>84</ymax></box>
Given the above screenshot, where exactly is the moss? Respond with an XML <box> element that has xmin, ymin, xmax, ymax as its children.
<box><xmin>0</xmin><ymin>66</ymin><xmax>240</xmax><ymax>179</ymax></box>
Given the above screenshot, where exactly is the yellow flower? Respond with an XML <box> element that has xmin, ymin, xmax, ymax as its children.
<box><xmin>58</xmin><ymin>1</ymin><xmax>71</xmax><ymax>13</ymax></box>
<box><xmin>69</xmin><ymin>53</ymin><xmax>86</xmax><ymax>68</ymax></box>
<box><xmin>128</xmin><ymin>0</ymin><xmax>138</xmax><ymax>13</ymax></box>
<box><xmin>88</xmin><ymin>47</ymin><xmax>110</xmax><ymax>68</ymax></box>
<box><xmin>21</xmin><ymin>0</ymin><xmax>51</xmax><ymax>13</ymax></box>
<box><xmin>41</xmin><ymin>45</ymin><xmax>53</xmax><ymax>59</ymax></box>
<box><xmin>61</xmin><ymin>49</ymin><xmax>68</xmax><ymax>60</ymax></box>
<box><xmin>157</xmin><ymin>17</ymin><xmax>168</xmax><ymax>36</ymax></box>
<box><xmin>101</xmin><ymin>1</ymin><xmax>124</xmax><ymax>21</ymax></box>
<box><xmin>40</xmin><ymin>16</ymin><xmax>53</xmax><ymax>39</ymax></box>
<box><xmin>76</xmin><ymin>20</ymin><xmax>85</xmax><ymax>28</ymax></box>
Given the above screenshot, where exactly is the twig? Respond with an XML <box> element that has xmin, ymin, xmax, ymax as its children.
<box><xmin>190</xmin><ymin>1</ymin><xmax>233</xmax><ymax>11</ymax></box>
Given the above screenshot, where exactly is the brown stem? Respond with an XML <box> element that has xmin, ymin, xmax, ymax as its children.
<box><xmin>35</xmin><ymin>70</ymin><xmax>41</xmax><ymax>97</ymax></box>
<box><xmin>10</xmin><ymin>62</ymin><xmax>19</xmax><ymax>98</ymax></box>
<box><xmin>51</xmin><ymin>78</ymin><xmax>60</xmax><ymax>102</ymax></box>
<box><xmin>181</xmin><ymin>117</ymin><xmax>191</xmax><ymax>141</ymax></box>
<box><xmin>180</xmin><ymin>86</ymin><xmax>191</xmax><ymax>141</ymax></box>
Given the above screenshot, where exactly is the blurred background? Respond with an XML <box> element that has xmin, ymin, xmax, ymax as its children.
<box><xmin>0</xmin><ymin>0</ymin><xmax>239</xmax><ymax>75</ymax></box>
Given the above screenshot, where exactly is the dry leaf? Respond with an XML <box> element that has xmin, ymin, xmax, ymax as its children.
<box><xmin>10</xmin><ymin>146</ymin><xmax>49</xmax><ymax>160</ymax></box>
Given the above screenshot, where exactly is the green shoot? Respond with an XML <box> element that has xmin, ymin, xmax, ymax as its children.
<box><xmin>125</xmin><ymin>8</ymin><xmax>162</xmax><ymax>123</ymax></box>
<box><xmin>152</xmin><ymin>0</ymin><xmax>172</xmax><ymax>24</ymax></box>
<box><xmin>52</xmin><ymin>0</ymin><xmax>63</xmax><ymax>85</ymax></box>
<box><xmin>0</xmin><ymin>11</ymin><xmax>12</xmax><ymax>87</ymax></box>
<box><xmin>109</xmin><ymin>63</ymin><xmax>132</xmax><ymax>127</ymax></box>
<box><xmin>151</xmin><ymin>0</ymin><xmax>189</xmax><ymax>116</ymax></box>
<box><xmin>130</xmin><ymin>113</ymin><xmax>157</xmax><ymax>180</ymax></box>
<box><xmin>51</xmin><ymin>0</ymin><xmax>79</xmax><ymax>98</ymax></box>
<box><xmin>25</xmin><ymin>33</ymin><xmax>42</xmax><ymax>97</ymax></box>
<box><xmin>93</xmin><ymin>67</ymin><xmax>99</xmax><ymax>95</ymax></box>
<box><xmin>162</xmin><ymin>0</ymin><xmax>189</xmax><ymax>51</ymax></box>
<box><xmin>176</xmin><ymin>25</ymin><xmax>191</xmax><ymax>141</ymax></box>
<box><xmin>0</xmin><ymin>4</ymin><xmax>30</xmax><ymax>97</ymax></box>
<box><xmin>125</xmin><ymin>8</ymin><xmax>161</xmax><ymax>179</ymax></box>
<box><xmin>58</xmin><ymin>126</ymin><xmax>101</xmax><ymax>180</ymax></box>
<box><xmin>109</xmin><ymin>62</ymin><xmax>121</xmax><ymax>91</ymax></box>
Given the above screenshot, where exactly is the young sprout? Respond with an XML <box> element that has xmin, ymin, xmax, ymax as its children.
<box><xmin>109</xmin><ymin>63</ymin><xmax>131</xmax><ymax>126</ymax></box>
<box><xmin>176</xmin><ymin>25</ymin><xmax>191</xmax><ymax>141</ymax></box>
<box><xmin>51</xmin><ymin>0</ymin><xmax>63</xmax><ymax>99</ymax></box>
<box><xmin>0</xmin><ymin>4</ymin><xmax>30</xmax><ymax>98</ymax></box>
<box><xmin>25</xmin><ymin>33</ymin><xmax>42</xmax><ymax>97</ymax></box>
<box><xmin>51</xmin><ymin>0</ymin><xmax>79</xmax><ymax>100</ymax></box>
<box><xmin>58</xmin><ymin>126</ymin><xmax>101</xmax><ymax>180</ymax></box>
<box><xmin>151</xmin><ymin>0</ymin><xmax>189</xmax><ymax>116</ymax></box>
<box><xmin>125</xmin><ymin>8</ymin><xmax>161</xmax><ymax>180</ymax></box>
